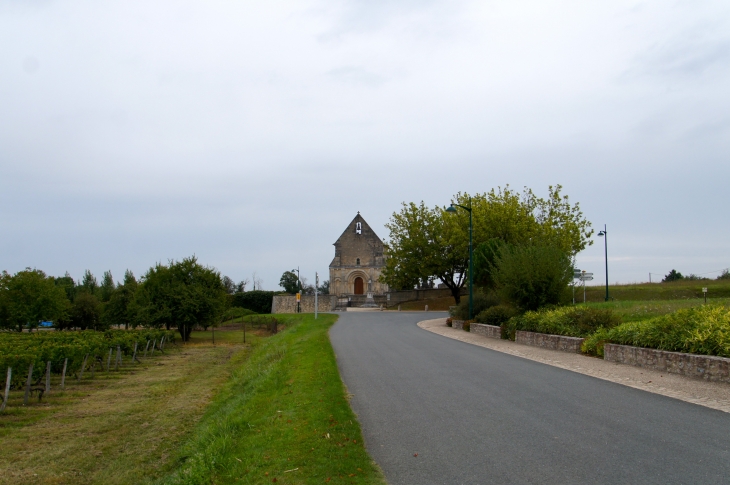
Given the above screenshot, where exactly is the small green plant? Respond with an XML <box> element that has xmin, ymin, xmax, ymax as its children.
<box><xmin>476</xmin><ymin>305</ymin><xmax>518</xmax><ymax>327</ymax></box>
<box><xmin>583</xmin><ymin>304</ymin><xmax>730</xmax><ymax>358</ymax></box>
<box><xmin>450</xmin><ymin>291</ymin><xmax>500</xmax><ymax>320</ymax></box>
<box><xmin>503</xmin><ymin>305</ymin><xmax>620</xmax><ymax>339</ymax></box>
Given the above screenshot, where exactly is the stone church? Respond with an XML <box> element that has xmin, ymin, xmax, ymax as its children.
<box><xmin>329</xmin><ymin>213</ymin><xmax>389</xmax><ymax>296</ymax></box>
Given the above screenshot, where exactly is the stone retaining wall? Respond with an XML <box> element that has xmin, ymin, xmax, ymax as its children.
<box><xmin>604</xmin><ymin>343</ymin><xmax>730</xmax><ymax>383</ymax></box>
<box><xmin>451</xmin><ymin>320</ymin><xmax>464</xmax><ymax>330</ymax></box>
<box><xmin>515</xmin><ymin>331</ymin><xmax>584</xmax><ymax>353</ymax></box>
<box><xmin>272</xmin><ymin>295</ymin><xmax>338</xmax><ymax>314</ymax></box>
<box><xmin>470</xmin><ymin>323</ymin><xmax>501</xmax><ymax>339</ymax></box>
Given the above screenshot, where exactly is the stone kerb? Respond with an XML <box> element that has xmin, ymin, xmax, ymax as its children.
<box><xmin>515</xmin><ymin>331</ymin><xmax>584</xmax><ymax>353</ymax></box>
<box><xmin>604</xmin><ymin>343</ymin><xmax>730</xmax><ymax>383</ymax></box>
<box><xmin>470</xmin><ymin>323</ymin><xmax>501</xmax><ymax>339</ymax></box>
<box><xmin>451</xmin><ymin>320</ymin><xmax>464</xmax><ymax>330</ymax></box>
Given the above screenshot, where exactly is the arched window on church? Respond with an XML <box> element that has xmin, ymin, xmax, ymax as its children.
<box><xmin>356</xmin><ymin>258</ymin><xmax>360</xmax><ymax>266</ymax></box>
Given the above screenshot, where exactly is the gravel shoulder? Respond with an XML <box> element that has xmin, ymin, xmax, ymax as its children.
<box><xmin>418</xmin><ymin>317</ymin><xmax>730</xmax><ymax>414</ymax></box>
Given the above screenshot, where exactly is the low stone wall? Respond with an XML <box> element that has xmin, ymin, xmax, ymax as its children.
<box><xmin>385</xmin><ymin>287</ymin><xmax>467</xmax><ymax>306</ymax></box>
<box><xmin>272</xmin><ymin>295</ymin><xmax>337</xmax><ymax>314</ymax></box>
<box><xmin>515</xmin><ymin>331</ymin><xmax>584</xmax><ymax>353</ymax></box>
<box><xmin>451</xmin><ymin>320</ymin><xmax>464</xmax><ymax>330</ymax></box>
<box><xmin>604</xmin><ymin>344</ymin><xmax>730</xmax><ymax>383</ymax></box>
<box><xmin>470</xmin><ymin>323</ymin><xmax>501</xmax><ymax>339</ymax></box>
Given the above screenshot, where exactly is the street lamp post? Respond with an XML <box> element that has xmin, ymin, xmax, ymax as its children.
<box><xmin>446</xmin><ymin>198</ymin><xmax>473</xmax><ymax>320</ymax></box>
<box><xmin>597</xmin><ymin>225</ymin><xmax>609</xmax><ymax>302</ymax></box>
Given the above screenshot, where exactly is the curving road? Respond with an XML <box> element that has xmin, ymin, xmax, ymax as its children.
<box><xmin>329</xmin><ymin>311</ymin><xmax>730</xmax><ymax>485</ymax></box>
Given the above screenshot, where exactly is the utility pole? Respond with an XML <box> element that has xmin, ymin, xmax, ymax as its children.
<box><xmin>296</xmin><ymin>266</ymin><xmax>301</xmax><ymax>313</ymax></box>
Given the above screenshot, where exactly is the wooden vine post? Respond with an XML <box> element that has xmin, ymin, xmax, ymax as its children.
<box><xmin>106</xmin><ymin>348</ymin><xmax>113</xmax><ymax>372</ymax></box>
<box><xmin>151</xmin><ymin>339</ymin><xmax>156</xmax><ymax>355</ymax></box>
<box><xmin>115</xmin><ymin>346</ymin><xmax>121</xmax><ymax>371</ymax></box>
<box><xmin>61</xmin><ymin>358</ymin><xmax>68</xmax><ymax>390</ymax></box>
<box><xmin>132</xmin><ymin>342</ymin><xmax>139</xmax><ymax>363</ymax></box>
<box><xmin>78</xmin><ymin>354</ymin><xmax>88</xmax><ymax>380</ymax></box>
<box><xmin>45</xmin><ymin>361</ymin><xmax>51</xmax><ymax>395</ymax></box>
<box><xmin>143</xmin><ymin>340</ymin><xmax>150</xmax><ymax>359</ymax></box>
<box><xmin>23</xmin><ymin>363</ymin><xmax>33</xmax><ymax>405</ymax></box>
<box><xmin>1</xmin><ymin>368</ymin><xmax>11</xmax><ymax>412</ymax></box>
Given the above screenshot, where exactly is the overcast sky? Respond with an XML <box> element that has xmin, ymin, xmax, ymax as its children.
<box><xmin>1</xmin><ymin>0</ymin><xmax>729</xmax><ymax>290</ymax></box>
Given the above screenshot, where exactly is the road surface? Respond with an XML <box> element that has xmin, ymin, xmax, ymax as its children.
<box><xmin>329</xmin><ymin>311</ymin><xmax>730</xmax><ymax>485</ymax></box>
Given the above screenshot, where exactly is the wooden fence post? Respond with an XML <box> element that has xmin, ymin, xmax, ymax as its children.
<box><xmin>61</xmin><ymin>358</ymin><xmax>68</xmax><ymax>390</ymax></box>
<box><xmin>23</xmin><ymin>363</ymin><xmax>33</xmax><ymax>405</ymax></box>
<box><xmin>45</xmin><ymin>361</ymin><xmax>51</xmax><ymax>395</ymax></box>
<box><xmin>1</xmin><ymin>368</ymin><xmax>11</xmax><ymax>412</ymax></box>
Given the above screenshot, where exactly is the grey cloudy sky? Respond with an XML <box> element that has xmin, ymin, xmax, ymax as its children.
<box><xmin>1</xmin><ymin>0</ymin><xmax>729</xmax><ymax>289</ymax></box>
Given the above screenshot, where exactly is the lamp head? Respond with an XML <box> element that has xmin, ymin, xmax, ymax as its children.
<box><xmin>598</xmin><ymin>231</ymin><xmax>606</xmax><ymax>237</ymax></box>
<box><xmin>445</xmin><ymin>205</ymin><xmax>457</xmax><ymax>213</ymax></box>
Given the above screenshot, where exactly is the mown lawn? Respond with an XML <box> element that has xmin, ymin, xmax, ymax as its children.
<box><xmin>0</xmin><ymin>336</ymin><xmax>249</xmax><ymax>485</ymax></box>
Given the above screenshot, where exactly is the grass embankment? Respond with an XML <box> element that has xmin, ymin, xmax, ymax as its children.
<box><xmin>0</xmin><ymin>335</ymin><xmax>251</xmax><ymax>485</ymax></box>
<box><xmin>390</xmin><ymin>296</ymin><xmax>454</xmax><ymax>311</ymax></box>
<box><xmin>161</xmin><ymin>313</ymin><xmax>385</xmax><ymax>485</ymax></box>
<box><xmin>578</xmin><ymin>279</ymin><xmax>730</xmax><ymax>302</ymax></box>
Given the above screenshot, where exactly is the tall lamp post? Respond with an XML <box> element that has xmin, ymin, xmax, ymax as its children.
<box><xmin>597</xmin><ymin>225</ymin><xmax>609</xmax><ymax>301</ymax></box>
<box><xmin>446</xmin><ymin>198</ymin><xmax>473</xmax><ymax>319</ymax></box>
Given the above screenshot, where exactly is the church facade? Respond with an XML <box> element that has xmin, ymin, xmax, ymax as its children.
<box><xmin>329</xmin><ymin>213</ymin><xmax>389</xmax><ymax>296</ymax></box>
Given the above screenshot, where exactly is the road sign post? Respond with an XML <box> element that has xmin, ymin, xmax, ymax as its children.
<box><xmin>315</xmin><ymin>272</ymin><xmax>319</xmax><ymax>319</ymax></box>
<box><xmin>703</xmin><ymin>287</ymin><xmax>708</xmax><ymax>304</ymax></box>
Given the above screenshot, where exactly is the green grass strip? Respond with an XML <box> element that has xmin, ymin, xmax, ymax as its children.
<box><xmin>159</xmin><ymin>314</ymin><xmax>386</xmax><ymax>485</ymax></box>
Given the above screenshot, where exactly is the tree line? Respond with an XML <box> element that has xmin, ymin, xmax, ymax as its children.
<box><xmin>0</xmin><ymin>256</ymin><xmax>260</xmax><ymax>341</ymax></box>
<box><xmin>381</xmin><ymin>185</ymin><xmax>593</xmax><ymax>310</ymax></box>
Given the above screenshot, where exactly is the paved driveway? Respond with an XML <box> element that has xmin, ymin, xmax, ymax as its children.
<box><xmin>329</xmin><ymin>311</ymin><xmax>730</xmax><ymax>485</ymax></box>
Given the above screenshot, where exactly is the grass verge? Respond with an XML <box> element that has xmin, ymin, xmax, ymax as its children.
<box><xmin>159</xmin><ymin>313</ymin><xmax>386</xmax><ymax>485</ymax></box>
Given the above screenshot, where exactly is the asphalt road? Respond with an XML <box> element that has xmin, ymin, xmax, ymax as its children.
<box><xmin>329</xmin><ymin>311</ymin><xmax>730</xmax><ymax>485</ymax></box>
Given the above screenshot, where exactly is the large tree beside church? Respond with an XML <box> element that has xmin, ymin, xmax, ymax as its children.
<box><xmin>380</xmin><ymin>185</ymin><xmax>593</xmax><ymax>304</ymax></box>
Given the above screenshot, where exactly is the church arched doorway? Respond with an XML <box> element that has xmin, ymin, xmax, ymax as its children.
<box><xmin>354</xmin><ymin>277</ymin><xmax>364</xmax><ymax>295</ymax></box>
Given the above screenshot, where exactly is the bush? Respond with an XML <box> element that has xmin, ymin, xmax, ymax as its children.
<box><xmin>446</xmin><ymin>317</ymin><xmax>453</xmax><ymax>327</ymax></box>
<box><xmin>463</xmin><ymin>320</ymin><xmax>473</xmax><ymax>332</ymax></box>
<box><xmin>231</xmin><ymin>291</ymin><xmax>279</xmax><ymax>314</ymax></box>
<box><xmin>583</xmin><ymin>304</ymin><xmax>730</xmax><ymax>358</ymax></box>
<box><xmin>476</xmin><ymin>305</ymin><xmax>518</xmax><ymax>327</ymax></box>
<box><xmin>492</xmin><ymin>244</ymin><xmax>573</xmax><ymax>311</ymax></box>
<box><xmin>225</xmin><ymin>307</ymin><xmax>257</xmax><ymax>320</ymax></box>
<box><xmin>450</xmin><ymin>291</ymin><xmax>500</xmax><ymax>320</ymax></box>
<box><xmin>503</xmin><ymin>305</ymin><xmax>620</xmax><ymax>339</ymax></box>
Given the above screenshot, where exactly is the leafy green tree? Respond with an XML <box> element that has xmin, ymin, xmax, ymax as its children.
<box><xmin>105</xmin><ymin>270</ymin><xmax>138</xmax><ymax>329</ymax></box>
<box><xmin>137</xmin><ymin>256</ymin><xmax>227</xmax><ymax>341</ymax></box>
<box><xmin>718</xmin><ymin>269</ymin><xmax>730</xmax><ymax>280</ymax></box>
<box><xmin>491</xmin><ymin>244</ymin><xmax>573</xmax><ymax>311</ymax></box>
<box><xmin>318</xmin><ymin>279</ymin><xmax>330</xmax><ymax>295</ymax></box>
<box><xmin>381</xmin><ymin>201</ymin><xmax>463</xmax><ymax>298</ymax></box>
<box><xmin>81</xmin><ymin>270</ymin><xmax>99</xmax><ymax>295</ymax></box>
<box><xmin>222</xmin><ymin>276</ymin><xmax>236</xmax><ymax>295</ymax></box>
<box><xmin>99</xmin><ymin>270</ymin><xmax>116</xmax><ymax>302</ymax></box>
<box><xmin>0</xmin><ymin>269</ymin><xmax>70</xmax><ymax>331</ymax></box>
<box><xmin>70</xmin><ymin>292</ymin><xmax>104</xmax><ymax>330</ymax></box>
<box><xmin>473</xmin><ymin>238</ymin><xmax>506</xmax><ymax>289</ymax></box>
<box><xmin>662</xmin><ymin>269</ymin><xmax>684</xmax><ymax>282</ymax></box>
<box><xmin>279</xmin><ymin>270</ymin><xmax>300</xmax><ymax>294</ymax></box>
